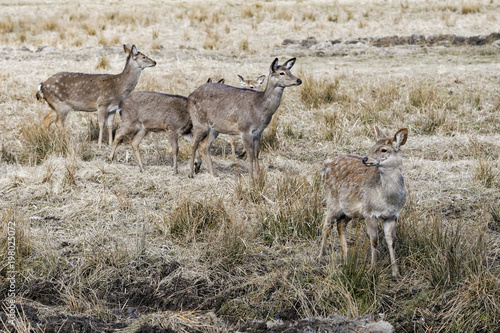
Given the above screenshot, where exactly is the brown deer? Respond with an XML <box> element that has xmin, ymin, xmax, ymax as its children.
<box><xmin>36</xmin><ymin>44</ymin><xmax>156</xmax><ymax>148</ymax></box>
<box><xmin>108</xmin><ymin>91</ymin><xmax>203</xmax><ymax>174</ymax></box>
<box><xmin>221</xmin><ymin>74</ymin><xmax>267</xmax><ymax>160</ymax></box>
<box><xmin>207</xmin><ymin>78</ymin><xmax>225</xmax><ymax>84</ymax></box>
<box><xmin>187</xmin><ymin>58</ymin><xmax>301</xmax><ymax>179</ymax></box>
<box><xmin>237</xmin><ymin>74</ymin><xmax>265</xmax><ymax>90</ymax></box>
<box><xmin>318</xmin><ymin>127</ymin><xmax>408</xmax><ymax>278</ymax></box>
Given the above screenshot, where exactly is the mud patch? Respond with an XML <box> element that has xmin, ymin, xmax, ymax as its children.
<box><xmin>22</xmin><ymin>280</ymin><xmax>62</xmax><ymax>306</ymax></box>
<box><xmin>237</xmin><ymin>314</ymin><xmax>394</xmax><ymax>333</ymax></box>
<box><xmin>0</xmin><ymin>304</ymin><xmax>128</xmax><ymax>333</ymax></box>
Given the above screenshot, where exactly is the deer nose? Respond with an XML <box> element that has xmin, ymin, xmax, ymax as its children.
<box><xmin>297</xmin><ymin>78</ymin><xmax>302</xmax><ymax>85</ymax></box>
<box><xmin>362</xmin><ymin>157</ymin><xmax>368</xmax><ymax>165</ymax></box>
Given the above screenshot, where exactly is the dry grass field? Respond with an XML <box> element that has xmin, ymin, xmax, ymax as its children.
<box><xmin>1</xmin><ymin>0</ymin><xmax>499</xmax><ymax>332</ymax></box>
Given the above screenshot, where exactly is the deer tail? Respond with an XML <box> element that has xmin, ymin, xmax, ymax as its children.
<box><xmin>35</xmin><ymin>83</ymin><xmax>44</xmax><ymax>101</ymax></box>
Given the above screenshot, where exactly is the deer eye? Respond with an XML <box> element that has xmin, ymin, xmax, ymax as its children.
<box><xmin>280</xmin><ymin>72</ymin><xmax>285</xmax><ymax>76</ymax></box>
<box><xmin>381</xmin><ymin>148</ymin><xmax>388</xmax><ymax>153</ymax></box>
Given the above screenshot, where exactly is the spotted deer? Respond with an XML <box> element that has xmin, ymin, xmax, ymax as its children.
<box><xmin>187</xmin><ymin>58</ymin><xmax>301</xmax><ymax>179</ymax></box>
<box><xmin>108</xmin><ymin>91</ymin><xmax>203</xmax><ymax>174</ymax></box>
<box><xmin>36</xmin><ymin>44</ymin><xmax>156</xmax><ymax>148</ymax></box>
<box><xmin>318</xmin><ymin>127</ymin><xmax>408</xmax><ymax>278</ymax></box>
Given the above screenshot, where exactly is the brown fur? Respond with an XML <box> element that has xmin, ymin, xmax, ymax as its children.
<box><xmin>109</xmin><ymin>91</ymin><xmax>203</xmax><ymax>174</ymax></box>
<box><xmin>222</xmin><ymin>74</ymin><xmax>267</xmax><ymax>160</ymax></box>
<box><xmin>237</xmin><ymin>74</ymin><xmax>265</xmax><ymax>90</ymax></box>
<box><xmin>318</xmin><ymin>127</ymin><xmax>409</xmax><ymax>277</ymax></box>
<box><xmin>187</xmin><ymin>58</ymin><xmax>301</xmax><ymax>179</ymax></box>
<box><xmin>37</xmin><ymin>44</ymin><xmax>156</xmax><ymax>148</ymax></box>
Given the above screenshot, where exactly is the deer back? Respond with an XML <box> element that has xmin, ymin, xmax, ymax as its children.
<box><xmin>119</xmin><ymin>91</ymin><xmax>191</xmax><ymax>135</ymax></box>
<box><xmin>42</xmin><ymin>72</ymin><xmax>106</xmax><ymax>111</ymax></box>
<box><xmin>188</xmin><ymin>83</ymin><xmax>263</xmax><ymax>135</ymax></box>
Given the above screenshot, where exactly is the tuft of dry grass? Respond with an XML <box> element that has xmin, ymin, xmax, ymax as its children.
<box><xmin>474</xmin><ymin>158</ymin><xmax>498</xmax><ymax>188</ymax></box>
<box><xmin>299</xmin><ymin>75</ymin><xmax>351</xmax><ymax>110</ymax></box>
<box><xmin>95</xmin><ymin>56</ymin><xmax>109</xmax><ymax>70</ymax></box>
<box><xmin>461</xmin><ymin>2</ymin><xmax>482</xmax><ymax>14</ymax></box>
<box><xmin>259</xmin><ymin>172</ymin><xmax>323</xmax><ymax>244</ymax></box>
<box><xmin>166</xmin><ymin>195</ymin><xmax>230</xmax><ymax>243</ymax></box>
<box><xmin>18</xmin><ymin>123</ymin><xmax>70</xmax><ymax>166</ymax></box>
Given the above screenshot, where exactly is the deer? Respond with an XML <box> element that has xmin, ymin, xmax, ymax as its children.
<box><xmin>218</xmin><ymin>74</ymin><xmax>267</xmax><ymax>160</ymax></box>
<box><xmin>207</xmin><ymin>78</ymin><xmax>225</xmax><ymax>84</ymax></box>
<box><xmin>36</xmin><ymin>44</ymin><xmax>156</xmax><ymax>148</ymax></box>
<box><xmin>187</xmin><ymin>58</ymin><xmax>301</xmax><ymax>179</ymax></box>
<box><xmin>108</xmin><ymin>91</ymin><xmax>204</xmax><ymax>174</ymax></box>
<box><xmin>318</xmin><ymin>127</ymin><xmax>408</xmax><ymax>278</ymax></box>
<box><xmin>237</xmin><ymin>74</ymin><xmax>266</xmax><ymax>90</ymax></box>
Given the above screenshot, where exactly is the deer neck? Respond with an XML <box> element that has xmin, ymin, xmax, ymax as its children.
<box><xmin>115</xmin><ymin>58</ymin><xmax>142</xmax><ymax>97</ymax></box>
<box><xmin>259</xmin><ymin>82</ymin><xmax>285</xmax><ymax>119</ymax></box>
<box><xmin>376</xmin><ymin>165</ymin><xmax>405</xmax><ymax>198</ymax></box>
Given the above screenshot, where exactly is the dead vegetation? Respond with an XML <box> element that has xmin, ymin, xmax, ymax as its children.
<box><xmin>1</xmin><ymin>0</ymin><xmax>499</xmax><ymax>332</ymax></box>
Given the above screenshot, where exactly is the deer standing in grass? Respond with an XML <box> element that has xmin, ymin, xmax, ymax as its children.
<box><xmin>187</xmin><ymin>58</ymin><xmax>301</xmax><ymax>179</ymax></box>
<box><xmin>108</xmin><ymin>92</ymin><xmax>199</xmax><ymax>173</ymax></box>
<box><xmin>318</xmin><ymin>127</ymin><xmax>408</xmax><ymax>278</ymax></box>
<box><xmin>220</xmin><ymin>74</ymin><xmax>267</xmax><ymax>160</ymax></box>
<box><xmin>36</xmin><ymin>44</ymin><xmax>156</xmax><ymax>148</ymax></box>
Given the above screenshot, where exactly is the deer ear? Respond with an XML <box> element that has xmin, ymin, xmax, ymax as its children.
<box><xmin>123</xmin><ymin>44</ymin><xmax>132</xmax><ymax>54</ymax></box>
<box><xmin>374</xmin><ymin>126</ymin><xmax>387</xmax><ymax>139</ymax></box>
<box><xmin>207</xmin><ymin>78</ymin><xmax>212</xmax><ymax>83</ymax></box>
<box><xmin>218</xmin><ymin>78</ymin><xmax>225</xmax><ymax>84</ymax></box>
<box><xmin>283</xmin><ymin>58</ymin><xmax>296</xmax><ymax>70</ymax></box>
<box><xmin>270</xmin><ymin>58</ymin><xmax>279</xmax><ymax>73</ymax></box>
<box><xmin>237</xmin><ymin>75</ymin><xmax>245</xmax><ymax>84</ymax></box>
<box><xmin>131</xmin><ymin>45</ymin><xmax>138</xmax><ymax>56</ymax></box>
<box><xmin>257</xmin><ymin>75</ymin><xmax>266</xmax><ymax>84</ymax></box>
<box><xmin>394</xmin><ymin>128</ymin><xmax>408</xmax><ymax>148</ymax></box>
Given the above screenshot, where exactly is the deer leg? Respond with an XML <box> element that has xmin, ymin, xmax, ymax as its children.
<box><xmin>97</xmin><ymin>106</ymin><xmax>107</xmax><ymax>149</ymax></box>
<box><xmin>44</xmin><ymin>101</ymin><xmax>71</xmax><ymax>131</ymax></box>
<box><xmin>204</xmin><ymin>129</ymin><xmax>218</xmax><ymax>177</ymax></box>
<box><xmin>189</xmin><ymin>129</ymin><xmax>207</xmax><ymax>178</ymax></box>
<box><xmin>318</xmin><ymin>209</ymin><xmax>336</xmax><ymax>259</ymax></box>
<box><xmin>383</xmin><ymin>219</ymin><xmax>400</xmax><ymax>277</ymax></box>
<box><xmin>106</xmin><ymin>112</ymin><xmax>116</xmax><ymax>146</ymax></box>
<box><xmin>242</xmin><ymin>134</ymin><xmax>254</xmax><ymax>179</ymax></box>
<box><xmin>167</xmin><ymin>131</ymin><xmax>179</xmax><ymax>174</ymax></box>
<box><xmin>53</xmin><ymin>108</ymin><xmax>71</xmax><ymax>134</ymax></box>
<box><xmin>230</xmin><ymin>136</ymin><xmax>237</xmax><ymax>160</ymax></box>
<box><xmin>366</xmin><ymin>216</ymin><xmax>379</xmax><ymax>268</ymax></box>
<box><xmin>337</xmin><ymin>218</ymin><xmax>349</xmax><ymax>263</ymax></box>
<box><xmin>131</xmin><ymin>128</ymin><xmax>148</xmax><ymax>172</ymax></box>
<box><xmin>43</xmin><ymin>110</ymin><xmax>57</xmax><ymax>130</ymax></box>
<box><xmin>195</xmin><ymin>142</ymin><xmax>204</xmax><ymax>173</ymax></box>
<box><xmin>182</xmin><ymin>133</ymin><xmax>203</xmax><ymax>173</ymax></box>
<box><xmin>109</xmin><ymin>126</ymin><xmax>136</xmax><ymax>162</ymax></box>
<box><xmin>253</xmin><ymin>135</ymin><xmax>262</xmax><ymax>177</ymax></box>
